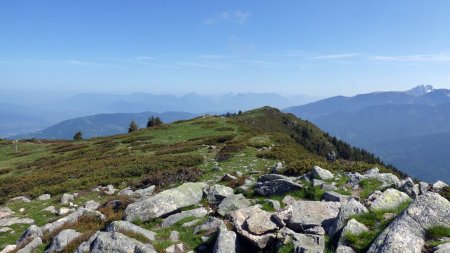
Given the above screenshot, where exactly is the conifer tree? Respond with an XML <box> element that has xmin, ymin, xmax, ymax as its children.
<box><xmin>73</xmin><ymin>131</ymin><xmax>83</xmax><ymax>141</ymax></box>
<box><xmin>128</xmin><ymin>120</ymin><xmax>138</xmax><ymax>133</ymax></box>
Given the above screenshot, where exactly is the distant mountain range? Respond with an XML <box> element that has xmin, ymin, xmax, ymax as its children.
<box><xmin>285</xmin><ymin>85</ymin><xmax>450</xmax><ymax>183</ymax></box>
<box><xmin>1</xmin><ymin>92</ymin><xmax>315</xmax><ymax>138</ymax></box>
<box><xmin>12</xmin><ymin>111</ymin><xmax>198</xmax><ymax>140</ymax></box>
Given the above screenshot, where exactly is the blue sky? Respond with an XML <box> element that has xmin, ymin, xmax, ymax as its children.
<box><xmin>1</xmin><ymin>0</ymin><xmax>450</xmax><ymax>97</ymax></box>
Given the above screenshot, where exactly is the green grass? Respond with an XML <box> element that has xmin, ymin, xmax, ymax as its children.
<box><xmin>277</xmin><ymin>242</ymin><xmax>295</xmax><ymax>253</ymax></box>
<box><xmin>345</xmin><ymin>200</ymin><xmax>412</xmax><ymax>252</ymax></box>
<box><xmin>359</xmin><ymin>178</ymin><xmax>383</xmax><ymax>199</ymax></box>
<box><xmin>139</xmin><ymin>216</ymin><xmax>208</xmax><ymax>253</ymax></box>
<box><xmin>425</xmin><ymin>225</ymin><xmax>450</xmax><ymax>248</ymax></box>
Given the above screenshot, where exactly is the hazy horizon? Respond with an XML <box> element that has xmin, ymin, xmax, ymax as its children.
<box><xmin>2</xmin><ymin>1</ymin><xmax>450</xmax><ymax>99</ymax></box>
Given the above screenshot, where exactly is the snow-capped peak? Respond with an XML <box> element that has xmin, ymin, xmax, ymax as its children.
<box><xmin>406</xmin><ymin>84</ymin><xmax>435</xmax><ymax>96</ymax></box>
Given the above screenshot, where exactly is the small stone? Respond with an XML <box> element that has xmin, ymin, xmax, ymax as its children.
<box><xmin>10</xmin><ymin>196</ymin><xmax>31</xmax><ymax>203</ymax></box>
<box><xmin>170</xmin><ymin>230</ymin><xmax>179</xmax><ymax>242</ymax></box>
<box><xmin>166</xmin><ymin>243</ymin><xmax>184</xmax><ymax>253</ymax></box>
<box><xmin>37</xmin><ymin>194</ymin><xmax>51</xmax><ymax>201</ymax></box>
<box><xmin>311</xmin><ymin>166</ymin><xmax>334</xmax><ymax>180</ymax></box>
<box><xmin>19</xmin><ymin>208</ymin><xmax>25</xmax><ymax>213</ymax></box>
<box><xmin>221</xmin><ymin>174</ymin><xmax>237</xmax><ymax>181</ymax></box>
<box><xmin>58</xmin><ymin>207</ymin><xmax>74</xmax><ymax>216</ymax></box>
<box><xmin>60</xmin><ymin>193</ymin><xmax>74</xmax><ymax>205</ymax></box>
<box><xmin>282</xmin><ymin>195</ymin><xmax>296</xmax><ymax>206</ymax></box>
<box><xmin>83</xmin><ymin>200</ymin><xmax>100</xmax><ymax>211</ymax></box>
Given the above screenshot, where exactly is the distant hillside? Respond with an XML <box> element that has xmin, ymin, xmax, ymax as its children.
<box><xmin>1</xmin><ymin>92</ymin><xmax>316</xmax><ymax>138</ymax></box>
<box><xmin>0</xmin><ymin>107</ymin><xmax>401</xmax><ymax>204</ymax></box>
<box><xmin>284</xmin><ymin>85</ymin><xmax>450</xmax><ymax>183</ymax></box>
<box><xmin>374</xmin><ymin>132</ymin><xmax>450</xmax><ymax>183</ymax></box>
<box><xmin>12</xmin><ymin>111</ymin><xmax>198</xmax><ymax>140</ymax></box>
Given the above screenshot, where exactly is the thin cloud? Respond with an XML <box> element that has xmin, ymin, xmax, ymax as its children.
<box><xmin>204</xmin><ymin>10</ymin><xmax>251</xmax><ymax>25</ymax></box>
<box><xmin>312</xmin><ymin>53</ymin><xmax>360</xmax><ymax>60</ymax></box>
<box><xmin>66</xmin><ymin>60</ymin><xmax>97</xmax><ymax>66</ymax></box>
<box><xmin>369</xmin><ymin>53</ymin><xmax>450</xmax><ymax>62</ymax></box>
<box><xmin>197</xmin><ymin>54</ymin><xmax>231</xmax><ymax>59</ymax></box>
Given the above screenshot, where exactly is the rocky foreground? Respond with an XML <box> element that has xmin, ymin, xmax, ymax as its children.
<box><xmin>1</xmin><ymin>165</ymin><xmax>449</xmax><ymax>253</ymax></box>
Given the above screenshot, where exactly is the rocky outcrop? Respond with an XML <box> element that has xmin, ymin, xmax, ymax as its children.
<box><xmin>213</xmin><ymin>227</ymin><xmax>239</xmax><ymax>253</ymax></box>
<box><xmin>0</xmin><ymin>217</ymin><xmax>34</xmax><ymax>227</ymax></box>
<box><xmin>217</xmin><ymin>194</ymin><xmax>251</xmax><ymax>216</ymax></box>
<box><xmin>42</xmin><ymin>208</ymin><xmax>105</xmax><ymax>234</ymax></box>
<box><xmin>161</xmin><ymin>207</ymin><xmax>208</xmax><ymax>227</ymax></box>
<box><xmin>123</xmin><ymin>182</ymin><xmax>207</xmax><ymax>222</ymax></box>
<box><xmin>228</xmin><ymin>205</ymin><xmax>277</xmax><ymax>249</ymax></box>
<box><xmin>275</xmin><ymin>200</ymin><xmax>341</xmax><ymax>234</ymax></box>
<box><xmin>338</xmin><ymin>219</ymin><xmax>368</xmax><ymax>246</ymax></box>
<box><xmin>367</xmin><ymin>193</ymin><xmax>450</xmax><ymax>253</ymax></box>
<box><xmin>106</xmin><ymin>220</ymin><xmax>156</xmax><ymax>242</ymax></box>
<box><xmin>330</xmin><ymin>198</ymin><xmax>368</xmax><ymax>235</ymax></box>
<box><xmin>368</xmin><ymin>188</ymin><xmax>411</xmax><ymax>211</ymax></box>
<box><xmin>293</xmin><ymin>233</ymin><xmax>325</xmax><ymax>253</ymax></box>
<box><xmin>207</xmin><ymin>184</ymin><xmax>234</xmax><ymax>203</ymax></box>
<box><xmin>16</xmin><ymin>237</ymin><xmax>42</xmax><ymax>253</ymax></box>
<box><xmin>88</xmin><ymin>232</ymin><xmax>156</xmax><ymax>253</ymax></box>
<box><xmin>45</xmin><ymin>229</ymin><xmax>81</xmax><ymax>253</ymax></box>
<box><xmin>254</xmin><ymin>179</ymin><xmax>302</xmax><ymax>196</ymax></box>
<box><xmin>245</xmin><ymin>209</ymin><xmax>278</xmax><ymax>235</ymax></box>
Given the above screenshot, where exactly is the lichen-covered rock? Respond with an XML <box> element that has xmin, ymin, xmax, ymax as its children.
<box><xmin>433</xmin><ymin>180</ymin><xmax>448</xmax><ymax>190</ymax></box>
<box><xmin>16</xmin><ymin>237</ymin><xmax>42</xmax><ymax>253</ymax></box>
<box><xmin>42</xmin><ymin>206</ymin><xmax>57</xmax><ymax>214</ymax></box>
<box><xmin>193</xmin><ymin>217</ymin><xmax>225</xmax><ymax>235</ymax></box>
<box><xmin>60</xmin><ymin>193</ymin><xmax>74</xmax><ymax>205</ymax></box>
<box><xmin>323</xmin><ymin>191</ymin><xmax>351</xmax><ymax>203</ymax></box>
<box><xmin>37</xmin><ymin>194</ymin><xmax>51</xmax><ymax>201</ymax></box>
<box><xmin>83</xmin><ymin>200</ymin><xmax>100</xmax><ymax>211</ymax></box>
<box><xmin>10</xmin><ymin>196</ymin><xmax>31</xmax><ymax>203</ymax></box>
<box><xmin>0</xmin><ymin>245</ymin><xmax>17</xmax><ymax>253</ymax></box>
<box><xmin>217</xmin><ymin>194</ymin><xmax>251</xmax><ymax>216</ymax></box>
<box><xmin>365</xmin><ymin>173</ymin><xmax>400</xmax><ymax>188</ymax></box>
<box><xmin>338</xmin><ymin>219</ymin><xmax>368</xmax><ymax>245</ymax></box>
<box><xmin>330</xmin><ymin>198</ymin><xmax>368</xmax><ymax>235</ymax></box>
<box><xmin>89</xmin><ymin>232</ymin><xmax>156</xmax><ymax>253</ymax></box>
<box><xmin>434</xmin><ymin>242</ymin><xmax>450</xmax><ymax>253</ymax></box>
<box><xmin>123</xmin><ymin>182</ymin><xmax>208</xmax><ymax>222</ymax></box>
<box><xmin>0</xmin><ymin>217</ymin><xmax>34</xmax><ymax>227</ymax></box>
<box><xmin>368</xmin><ymin>188</ymin><xmax>411</xmax><ymax>211</ymax></box>
<box><xmin>228</xmin><ymin>205</ymin><xmax>276</xmax><ymax>249</ymax></box>
<box><xmin>397</xmin><ymin>177</ymin><xmax>420</xmax><ymax>198</ymax></box>
<box><xmin>0</xmin><ymin>207</ymin><xmax>13</xmax><ymax>219</ymax></box>
<box><xmin>135</xmin><ymin>185</ymin><xmax>155</xmax><ymax>198</ymax></box>
<box><xmin>245</xmin><ymin>209</ymin><xmax>278</xmax><ymax>235</ymax></box>
<box><xmin>74</xmin><ymin>231</ymin><xmax>101</xmax><ymax>253</ymax></box>
<box><xmin>275</xmin><ymin>200</ymin><xmax>341</xmax><ymax>234</ymax></box>
<box><xmin>367</xmin><ymin>193</ymin><xmax>450</xmax><ymax>253</ymax></box>
<box><xmin>42</xmin><ymin>208</ymin><xmax>105</xmax><ymax>234</ymax></box>
<box><xmin>213</xmin><ymin>227</ymin><xmax>239</xmax><ymax>253</ymax></box>
<box><xmin>311</xmin><ymin>166</ymin><xmax>334</xmax><ymax>180</ymax></box>
<box><xmin>106</xmin><ymin>220</ymin><xmax>156</xmax><ymax>242</ymax></box>
<box><xmin>162</xmin><ymin>207</ymin><xmax>208</xmax><ymax>227</ymax></box>
<box><xmin>293</xmin><ymin>233</ymin><xmax>325</xmax><ymax>253</ymax></box>
<box><xmin>16</xmin><ymin>225</ymin><xmax>42</xmax><ymax>246</ymax></box>
<box><xmin>207</xmin><ymin>184</ymin><xmax>234</xmax><ymax>203</ymax></box>
<box><xmin>45</xmin><ymin>229</ymin><xmax>81</xmax><ymax>253</ymax></box>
